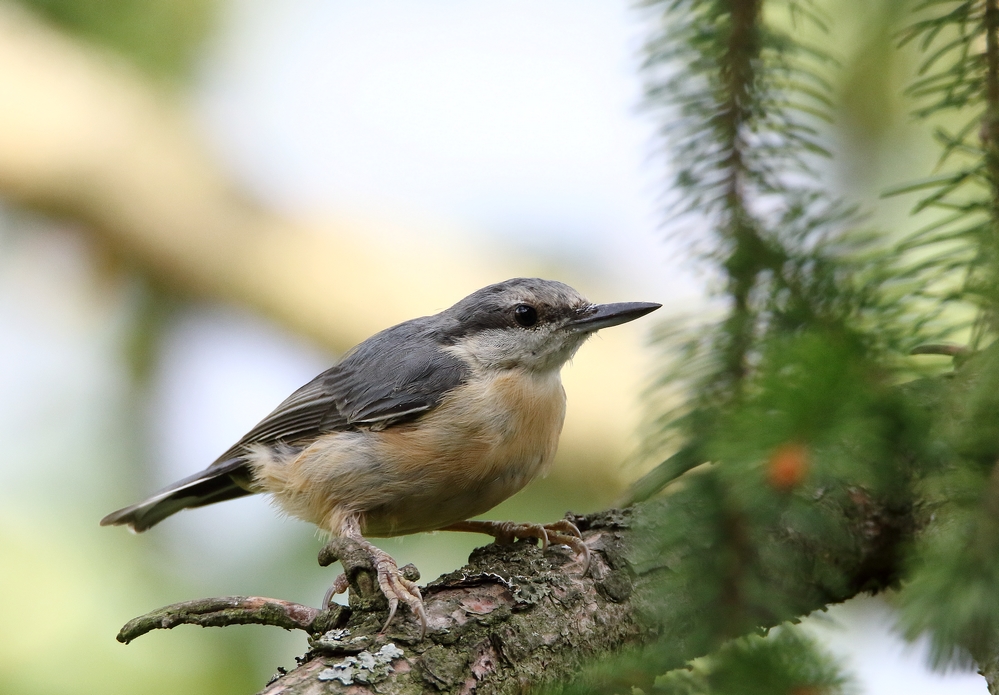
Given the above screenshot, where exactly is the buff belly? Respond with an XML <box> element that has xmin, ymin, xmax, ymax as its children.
<box><xmin>249</xmin><ymin>367</ymin><xmax>567</xmax><ymax>537</ymax></box>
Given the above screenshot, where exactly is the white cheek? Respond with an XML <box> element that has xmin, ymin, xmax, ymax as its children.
<box><xmin>446</xmin><ymin>327</ymin><xmax>584</xmax><ymax>372</ymax></box>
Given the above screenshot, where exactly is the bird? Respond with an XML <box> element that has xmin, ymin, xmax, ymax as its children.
<box><xmin>101</xmin><ymin>278</ymin><xmax>660</xmax><ymax>636</ymax></box>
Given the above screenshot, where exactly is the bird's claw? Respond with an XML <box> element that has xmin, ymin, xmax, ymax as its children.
<box><xmin>320</xmin><ymin>536</ymin><xmax>427</xmax><ymax>638</ymax></box>
<box><xmin>323</xmin><ymin>572</ymin><xmax>350</xmax><ymax>609</ymax></box>
<box><xmin>524</xmin><ymin>520</ymin><xmax>589</xmax><ymax>575</ymax></box>
<box><xmin>448</xmin><ymin>519</ymin><xmax>590</xmax><ymax>574</ymax></box>
<box><xmin>375</xmin><ymin>561</ymin><xmax>426</xmax><ymax>638</ymax></box>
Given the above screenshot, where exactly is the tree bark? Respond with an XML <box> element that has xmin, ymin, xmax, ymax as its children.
<box><xmin>119</xmin><ymin>476</ymin><xmax>919</xmax><ymax>695</ymax></box>
<box><xmin>269</xmin><ymin>486</ymin><xmax>915</xmax><ymax>694</ymax></box>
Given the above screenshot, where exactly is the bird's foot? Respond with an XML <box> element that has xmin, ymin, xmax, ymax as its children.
<box><xmin>318</xmin><ymin>535</ymin><xmax>427</xmax><ymax>639</ymax></box>
<box><xmin>444</xmin><ymin>518</ymin><xmax>590</xmax><ymax>573</ymax></box>
<box><xmin>369</xmin><ymin>546</ymin><xmax>426</xmax><ymax>638</ymax></box>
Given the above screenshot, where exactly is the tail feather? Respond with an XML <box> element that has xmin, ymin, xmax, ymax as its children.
<box><xmin>100</xmin><ymin>459</ymin><xmax>255</xmax><ymax>532</ymax></box>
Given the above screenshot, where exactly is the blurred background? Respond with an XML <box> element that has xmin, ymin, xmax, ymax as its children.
<box><xmin>0</xmin><ymin>0</ymin><xmax>987</xmax><ymax>693</ymax></box>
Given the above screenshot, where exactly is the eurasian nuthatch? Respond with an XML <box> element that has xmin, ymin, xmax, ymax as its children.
<box><xmin>102</xmin><ymin>278</ymin><xmax>660</xmax><ymax>634</ymax></box>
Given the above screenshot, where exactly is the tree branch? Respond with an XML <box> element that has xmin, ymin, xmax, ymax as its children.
<box><xmin>117</xmin><ymin>597</ymin><xmax>343</xmax><ymax>645</ymax></box>
<box><xmin>117</xmin><ymin>474</ymin><xmax>920</xmax><ymax>694</ymax></box>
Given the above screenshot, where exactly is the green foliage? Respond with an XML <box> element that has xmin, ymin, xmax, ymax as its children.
<box><xmin>644</xmin><ymin>0</ymin><xmax>846</xmax><ymax>389</ymax></box>
<box><xmin>633</xmin><ymin>0</ymin><xmax>930</xmax><ymax>496</ymax></box>
<box><xmin>655</xmin><ymin>628</ymin><xmax>854</xmax><ymax>695</ymax></box>
<box><xmin>15</xmin><ymin>0</ymin><xmax>216</xmax><ymax>77</ymax></box>
<box><xmin>890</xmin><ymin>0</ymin><xmax>999</xmax><ymax>347</ymax></box>
<box><xmin>881</xmin><ymin>0</ymin><xmax>999</xmax><ymax>671</ymax></box>
<box><xmin>634</xmin><ymin>0</ymin><xmax>929</xmax><ymax>499</ymax></box>
<box><xmin>623</xmin><ymin>0</ymin><xmax>999</xmax><ymax>690</ymax></box>
<box><xmin>896</xmin><ymin>342</ymin><xmax>999</xmax><ymax>667</ymax></box>
<box><xmin>626</xmin><ymin>330</ymin><xmax>932</xmax><ymax>687</ymax></box>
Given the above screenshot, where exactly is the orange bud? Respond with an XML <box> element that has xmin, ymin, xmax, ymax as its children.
<box><xmin>767</xmin><ymin>442</ymin><xmax>809</xmax><ymax>491</ymax></box>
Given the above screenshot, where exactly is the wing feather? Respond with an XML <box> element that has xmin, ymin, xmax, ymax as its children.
<box><xmin>211</xmin><ymin>317</ymin><xmax>468</xmax><ymax>466</ymax></box>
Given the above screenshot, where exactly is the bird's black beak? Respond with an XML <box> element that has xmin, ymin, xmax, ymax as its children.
<box><xmin>567</xmin><ymin>301</ymin><xmax>661</xmax><ymax>333</ymax></box>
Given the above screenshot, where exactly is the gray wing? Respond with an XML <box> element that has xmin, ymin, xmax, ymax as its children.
<box><xmin>210</xmin><ymin>318</ymin><xmax>468</xmax><ymax>466</ymax></box>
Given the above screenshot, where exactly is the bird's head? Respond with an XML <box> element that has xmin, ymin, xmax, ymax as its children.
<box><xmin>438</xmin><ymin>278</ymin><xmax>660</xmax><ymax>373</ymax></box>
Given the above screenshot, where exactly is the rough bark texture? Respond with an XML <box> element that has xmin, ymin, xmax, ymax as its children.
<box><xmin>120</xmin><ymin>479</ymin><xmax>920</xmax><ymax>695</ymax></box>
<box><xmin>286</xmin><ymin>512</ymin><xmax>648</xmax><ymax>695</ymax></box>
<box><xmin>974</xmin><ymin>649</ymin><xmax>999</xmax><ymax>695</ymax></box>
<box><xmin>117</xmin><ymin>597</ymin><xmax>335</xmax><ymax>644</ymax></box>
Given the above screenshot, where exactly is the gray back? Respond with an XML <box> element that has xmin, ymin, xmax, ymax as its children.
<box><xmin>210</xmin><ymin>315</ymin><xmax>468</xmax><ymax>467</ymax></box>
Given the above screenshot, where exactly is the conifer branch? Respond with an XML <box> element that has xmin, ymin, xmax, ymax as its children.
<box><xmin>897</xmin><ymin>1</ymin><xmax>999</xmax><ymax>347</ymax></box>
<box><xmin>719</xmin><ymin>0</ymin><xmax>766</xmax><ymax>386</ymax></box>
<box><xmin>980</xmin><ymin>0</ymin><xmax>999</xmax><ymax>340</ymax></box>
<box><xmin>635</xmin><ymin>0</ymin><xmax>885</xmax><ymax>503</ymax></box>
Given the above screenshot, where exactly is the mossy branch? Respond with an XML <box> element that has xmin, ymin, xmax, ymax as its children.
<box><xmin>115</xmin><ymin>479</ymin><xmax>924</xmax><ymax>695</ymax></box>
<box><xmin>117</xmin><ymin>597</ymin><xmax>344</xmax><ymax>645</ymax></box>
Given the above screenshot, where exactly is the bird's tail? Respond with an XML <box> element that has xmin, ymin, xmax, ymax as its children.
<box><xmin>100</xmin><ymin>459</ymin><xmax>255</xmax><ymax>532</ymax></box>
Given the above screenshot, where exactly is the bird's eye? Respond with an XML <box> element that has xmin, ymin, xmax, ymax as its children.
<box><xmin>514</xmin><ymin>304</ymin><xmax>538</xmax><ymax>327</ymax></box>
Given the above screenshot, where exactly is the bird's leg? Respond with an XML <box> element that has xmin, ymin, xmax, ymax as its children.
<box><xmin>442</xmin><ymin>519</ymin><xmax>590</xmax><ymax>573</ymax></box>
<box><xmin>318</xmin><ymin>516</ymin><xmax>427</xmax><ymax>639</ymax></box>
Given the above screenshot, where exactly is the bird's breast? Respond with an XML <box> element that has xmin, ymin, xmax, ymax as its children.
<box><xmin>255</xmin><ymin>367</ymin><xmax>568</xmax><ymax>537</ymax></box>
<box><xmin>361</xmin><ymin>367</ymin><xmax>567</xmax><ymax>535</ymax></box>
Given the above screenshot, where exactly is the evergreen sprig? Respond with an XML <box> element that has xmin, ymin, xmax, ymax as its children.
<box><xmin>887</xmin><ymin>0</ymin><xmax>999</xmax><ymax>669</ymax></box>
<box><xmin>621</xmin><ymin>0</ymin><xmax>937</xmax><ymax>689</ymax></box>
<box><xmin>643</xmin><ymin>0</ymin><xmax>844</xmax><ymax>389</ymax></box>
<box><xmin>617</xmin><ymin>0</ymin><xmax>999</xmax><ymax>688</ymax></box>
<box><xmin>633</xmin><ymin>0</ymin><xmax>917</xmax><ymax>504</ymax></box>
<box><xmin>892</xmin><ymin>0</ymin><xmax>999</xmax><ymax>348</ymax></box>
<box><xmin>654</xmin><ymin>628</ymin><xmax>855</xmax><ymax>695</ymax></box>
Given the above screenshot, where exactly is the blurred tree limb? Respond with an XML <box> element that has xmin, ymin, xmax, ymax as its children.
<box><xmin>14</xmin><ymin>0</ymin><xmax>216</xmax><ymax>76</ymax></box>
<box><xmin>0</xmin><ymin>1</ymin><xmax>653</xmax><ymax>491</ymax></box>
<box><xmin>0</xmin><ymin>0</ymin><xmax>460</xmax><ymax>351</ymax></box>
